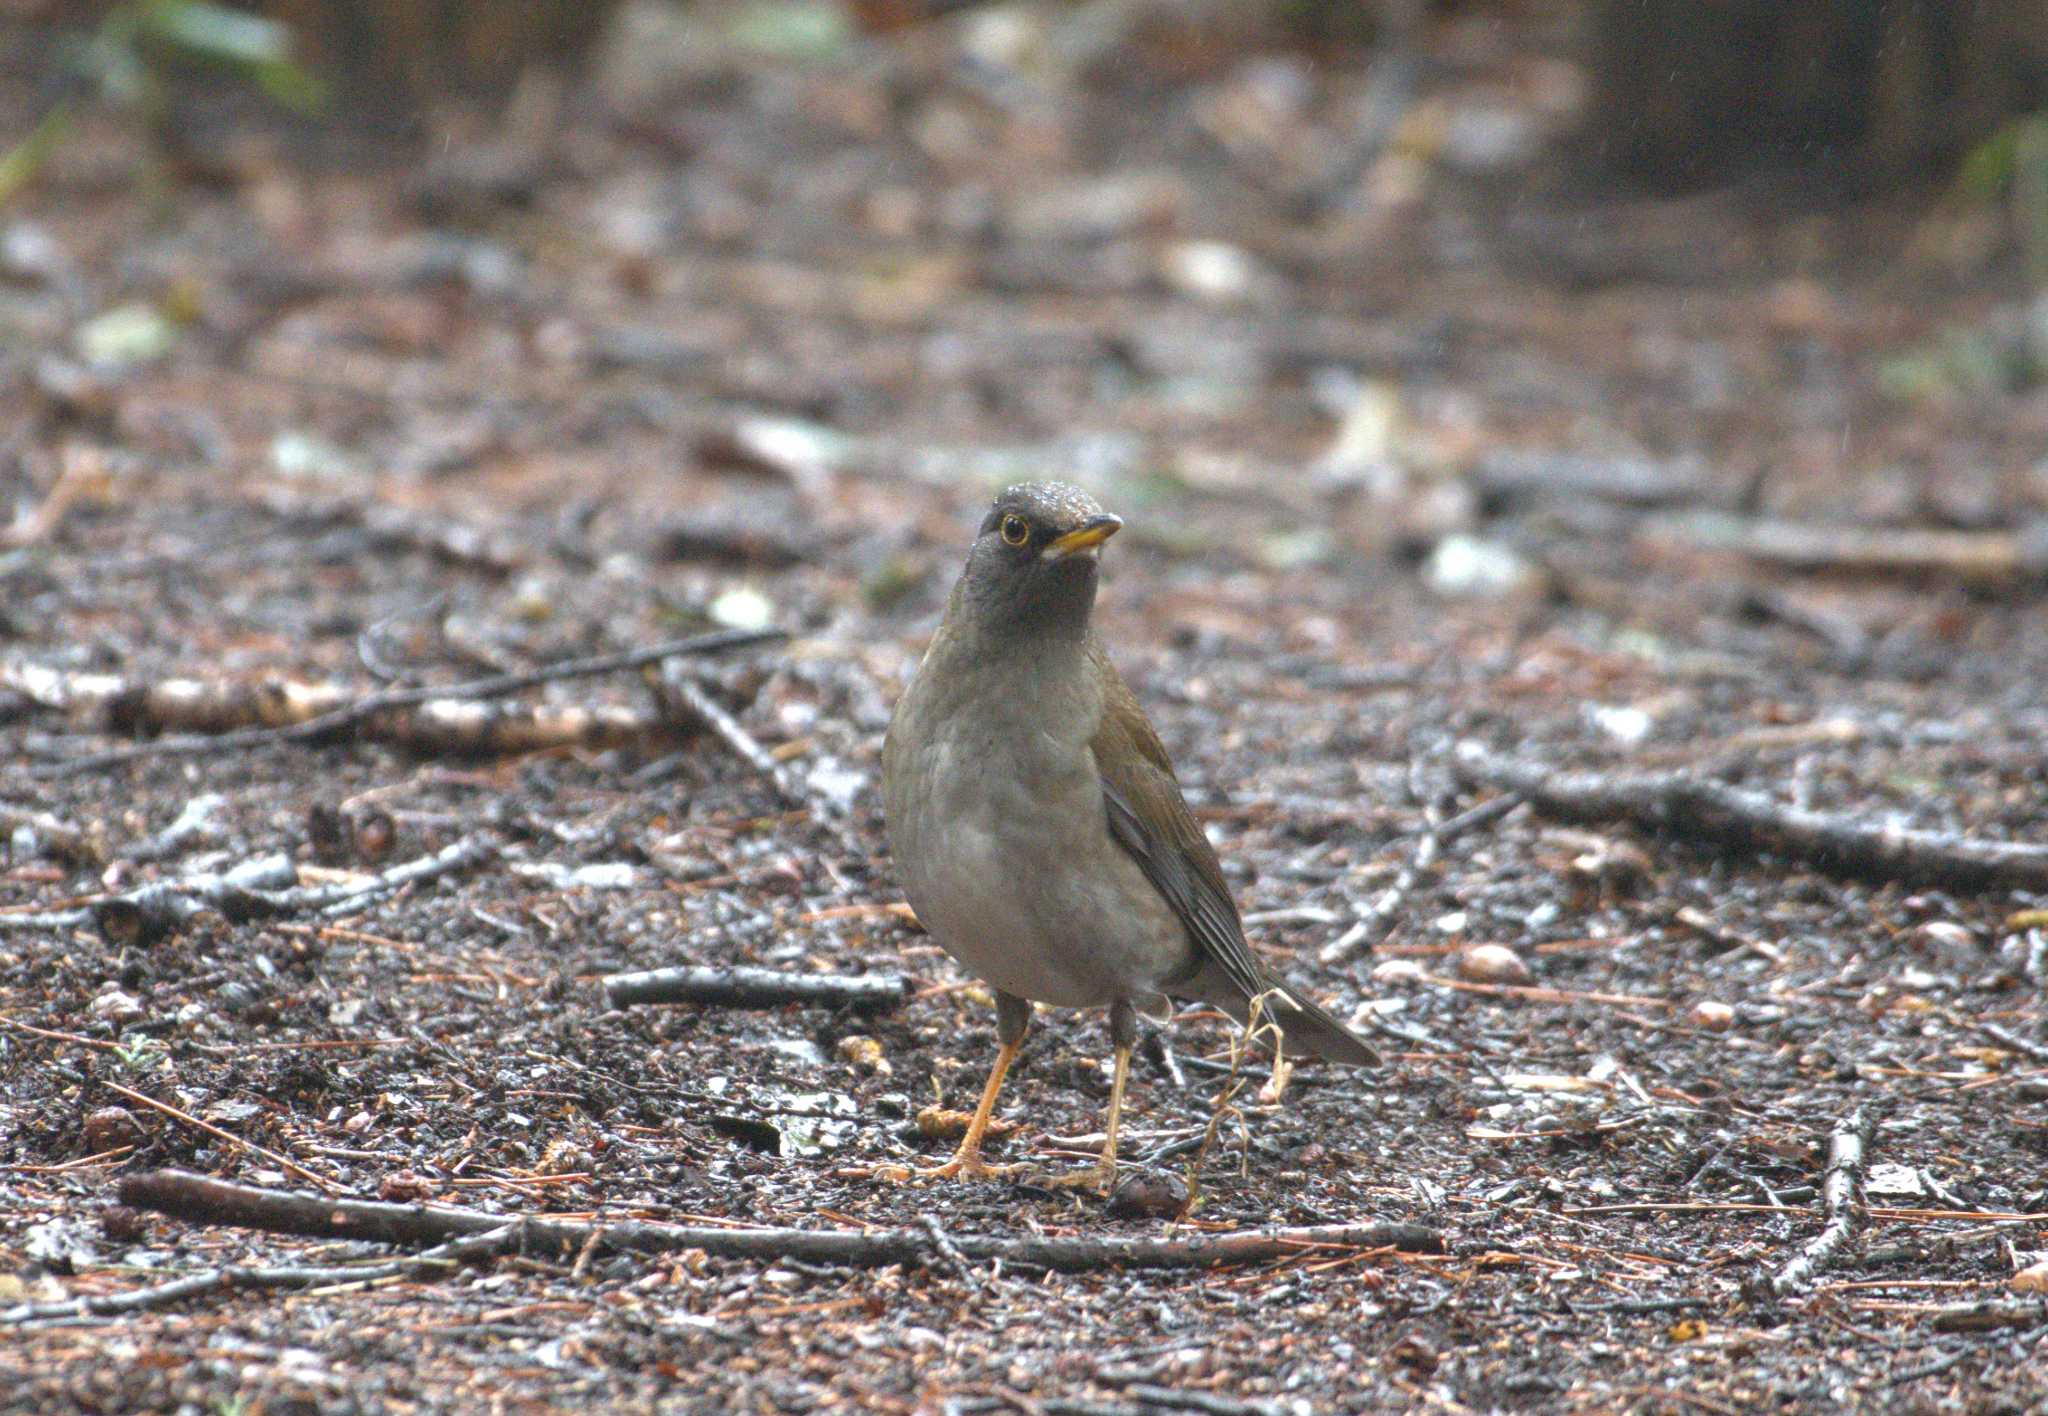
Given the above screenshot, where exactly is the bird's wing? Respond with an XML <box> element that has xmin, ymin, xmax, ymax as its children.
<box><xmin>1090</xmin><ymin>649</ymin><xmax>1266</xmax><ymax>1000</ymax></box>
<box><xmin>1089</xmin><ymin>640</ymin><xmax>1379</xmax><ymax>1067</ymax></box>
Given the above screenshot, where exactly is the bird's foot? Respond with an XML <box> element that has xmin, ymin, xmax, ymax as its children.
<box><xmin>875</xmin><ymin>1150</ymin><xmax>1023</xmax><ymax>1184</ymax></box>
<box><xmin>1021</xmin><ymin>1158</ymin><xmax>1118</xmax><ymax>1196</ymax></box>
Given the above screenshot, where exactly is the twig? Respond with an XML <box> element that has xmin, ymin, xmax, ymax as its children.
<box><xmin>28</xmin><ymin>626</ymin><xmax>787</xmax><ymax>777</ymax></box>
<box><xmin>119</xmin><ymin>1170</ymin><xmax>1444</xmax><ymax>1273</ymax></box>
<box><xmin>1888</xmin><ymin>1341</ymin><xmax>1993</xmax><ymax>1384</ymax></box>
<box><xmin>1573</xmin><ymin>1296</ymin><xmax>1713</xmax><ymax>1315</ymax></box>
<box><xmin>1926</xmin><ymin>1300</ymin><xmax>2048</xmax><ymax>1333</ymax></box>
<box><xmin>1453</xmin><ymin>743</ymin><xmax>2048</xmax><ymax>892</ymax></box>
<box><xmin>1322</xmin><ymin>832</ymin><xmax>1434</xmax><ymax>966</ymax></box>
<box><xmin>918</xmin><ymin>1215</ymin><xmax>985</xmax><ymax>1290</ymax></box>
<box><xmin>0</xmin><ymin>1224</ymin><xmax>522</xmax><ymax>1328</ymax></box>
<box><xmin>651</xmin><ymin>660</ymin><xmax>803</xmax><ymax>805</ymax></box>
<box><xmin>1319</xmin><ymin>789</ymin><xmax>1519</xmax><ymax>966</ymax></box>
<box><xmin>1974</xmin><ymin>1021</ymin><xmax>2048</xmax><ymax>1065</ymax></box>
<box><xmin>1770</xmin><ymin>1103</ymin><xmax>1882</xmax><ymax>1295</ymax></box>
<box><xmin>1117</xmin><ymin>1386</ymin><xmax>1281</xmax><ymax>1416</ymax></box>
<box><xmin>99</xmin><ymin>1082</ymin><xmax>340</xmax><ymax>1193</ymax></box>
<box><xmin>5</xmin><ymin>837</ymin><xmax>495</xmax><ymax>943</ymax></box>
<box><xmin>1647</xmin><ymin>510</ymin><xmax>2048</xmax><ymax>585</ymax></box>
<box><xmin>1416</xmin><ymin>974</ymin><xmax>1673</xmax><ymax>1011</ymax></box>
<box><xmin>603</xmin><ymin>966</ymin><xmax>910</xmax><ymax>1013</ymax></box>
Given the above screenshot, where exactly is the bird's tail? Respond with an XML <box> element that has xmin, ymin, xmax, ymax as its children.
<box><xmin>1189</xmin><ymin>966</ymin><xmax>1380</xmax><ymax>1067</ymax></box>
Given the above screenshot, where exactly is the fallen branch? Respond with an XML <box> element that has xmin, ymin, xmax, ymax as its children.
<box><xmin>1645</xmin><ymin>511</ymin><xmax>2048</xmax><ymax>586</ymax></box>
<box><xmin>1473</xmin><ymin>449</ymin><xmax>1718</xmax><ymax>511</ymax></box>
<box><xmin>1</xmin><ymin>837</ymin><xmax>494</xmax><ymax>943</ymax></box>
<box><xmin>0</xmin><ymin>1224</ymin><xmax>521</xmax><ymax>1328</ymax></box>
<box><xmin>20</xmin><ymin>626</ymin><xmax>786</xmax><ymax>778</ymax></box>
<box><xmin>1927</xmin><ymin>1299</ymin><xmax>2048</xmax><ymax>1333</ymax></box>
<box><xmin>1453</xmin><ymin>743</ymin><xmax>2048</xmax><ymax>892</ymax></box>
<box><xmin>603</xmin><ymin>965</ymin><xmax>910</xmax><ymax>1013</ymax></box>
<box><xmin>1771</xmin><ymin>1103</ymin><xmax>1882</xmax><ymax>1295</ymax></box>
<box><xmin>1113</xmin><ymin>1385</ymin><xmax>1282</xmax><ymax>1416</ymax></box>
<box><xmin>119</xmin><ymin>1170</ymin><xmax>1444</xmax><ymax>1274</ymax></box>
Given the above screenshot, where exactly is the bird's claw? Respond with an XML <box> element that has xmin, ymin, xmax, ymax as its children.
<box><xmin>1021</xmin><ymin>1161</ymin><xmax>1119</xmax><ymax>1196</ymax></box>
<box><xmin>878</xmin><ymin>1151</ymin><xmax>1022</xmax><ymax>1184</ymax></box>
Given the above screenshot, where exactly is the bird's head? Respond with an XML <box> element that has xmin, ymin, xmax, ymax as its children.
<box><xmin>958</xmin><ymin>482</ymin><xmax>1122</xmax><ymax>636</ymax></box>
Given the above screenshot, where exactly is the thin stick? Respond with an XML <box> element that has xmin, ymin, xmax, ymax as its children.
<box><xmin>1454</xmin><ymin>742</ymin><xmax>2048</xmax><ymax>892</ymax></box>
<box><xmin>1925</xmin><ymin>1300</ymin><xmax>2048</xmax><ymax>1333</ymax></box>
<box><xmin>602</xmin><ymin>966</ymin><xmax>911</xmax><ymax>1012</ymax></box>
<box><xmin>35</xmin><ymin>626</ymin><xmax>787</xmax><ymax>777</ymax></box>
<box><xmin>9</xmin><ymin>836</ymin><xmax>496</xmax><ymax>942</ymax></box>
<box><xmin>1419</xmin><ymin>974</ymin><xmax>1674</xmax><ymax>1010</ymax></box>
<box><xmin>1771</xmin><ymin>1103</ymin><xmax>1882</xmax><ymax>1295</ymax></box>
<box><xmin>1974</xmin><ymin>1020</ymin><xmax>2048</xmax><ymax>1065</ymax></box>
<box><xmin>651</xmin><ymin>661</ymin><xmax>803</xmax><ymax>805</ymax></box>
<box><xmin>0</xmin><ymin>1225</ymin><xmax>521</xmax><ymax>1327</ymax></box>
<box><xmin>100</xmin><ymin>1083</ymin><xmax>339</xmax><ymax>1193</ymax></box>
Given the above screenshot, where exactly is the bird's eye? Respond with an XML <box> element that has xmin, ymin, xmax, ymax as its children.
<box><xmin>1000</xmin><ymin>514</ymin><xmax>1029</xmax><ymax>547</ymax></box>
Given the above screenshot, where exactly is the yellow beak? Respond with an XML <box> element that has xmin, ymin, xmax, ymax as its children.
<box><xmin>1042</xmin><ymin>514</ymin><xmax>1123</xmax><ymax>560</ymax></box>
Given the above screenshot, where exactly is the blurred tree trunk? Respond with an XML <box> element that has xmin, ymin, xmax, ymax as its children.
<box><xmin>1586</xmin><ymin>0</ymin><xmax>2048</xmax><ymax>190</ymax></box>
<box><xmin>263</xmin><ymin>0</ymin><xmax>623</xmax><ymax>113</ymax></box>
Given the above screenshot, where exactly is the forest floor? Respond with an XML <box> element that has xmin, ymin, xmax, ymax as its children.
<box><xmin>2</xmin><ymin>3</ymin><xmax>2047</xmax><ymax>1412</ymax></box>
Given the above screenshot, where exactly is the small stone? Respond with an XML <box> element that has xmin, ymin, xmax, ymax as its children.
<box><xmin>1910</xmin><ymin>921</ymin><xmax>1979</xmax><ymax>968</ymax></box>
<box><xmin>90</xmin><ymin>989</ymin><xmax>145</xmax><ymax>1029</ymax></box>
<box><xmin>1437</xmin><ymin>100</ymin><xmax>1541</xmax><ymax>174</ymax></box>
<box><xmin>75</xmin><ymin>302</ymin><xmax>177</xmax><ymax>369</ymax></box>
<box><xmin>1106</xmin><ymin>1169</ymin><xmax>1188</xmax><ymax>1221</ymax></box>
<box><xmin>378</xmin><ymin>1171</ymin><xmax>435</xmax><ymax>1203</ymax></box>
<box><xmin>1370</xmin><ymin>958</ymin><xmax>1428</xmax><ymax>986</ymax></box>
<box><xmin>709</xmin><ymin>586</ymin><xmax>776</xmax><ymax>632</ymax></box>
<box><xmin>1764</xmin><ymin>278</ymin><xmax>1836</xmax><ymax>337</ymax></box>
<box><xmin>98</xmin><ymin>1204</ymin><xmax>147</xmax><ymax>1244</ymax></box>
<box><xmin>2012</xmin><ymin>1260</ymin><xmax>2048</xmax><ymax>1294</ymax></box>
<box><xmin>1689</xmin><ymin>1000</ymin><xmax>1736</xmax><ymax>1032</ymax></box>
<box><xmin>1156</xmin><ymin>240</ymin><xmax>1273</xmax><ymax>305</ymax></box>
<box><xmin>1456</xmin><ymin>944</ymin><xmax>1533</xmax><ymax>985</ymax></box>
<box><xmin>1422</xmin><ymin>535</ymin><xmax>1545</xmax><ymax>599</ymax></box>
<box><xmin>83</xmin><ymin>1106</ymin><xmax>147</xmax><ymax>1152</ymax></box>
<box><xmin>1586</xmin><ymin>704</ymin><xmax>1654</xmax><ymax>748</ymax></box>
<box><xmin>1568</xmin><ymin>835</ymin><xmax>1654</xmax><ymax>890</ymax></box>
<box><xmin>1007</xmin><ymin>171</ymin><xmax>1185</xmax><ymax>243</ymax></box>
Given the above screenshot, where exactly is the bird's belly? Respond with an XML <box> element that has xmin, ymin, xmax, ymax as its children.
<box><xmin>892</xmin><ymin>738</ymin><xmax>1188</xmax><ymax>1009</ymax></box>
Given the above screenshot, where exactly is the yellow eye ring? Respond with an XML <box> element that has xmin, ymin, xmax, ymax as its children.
<box><xmin>1000</xmin><ymin>514</ymin><xmax>1029</xmax><ymax>546</ymax></box>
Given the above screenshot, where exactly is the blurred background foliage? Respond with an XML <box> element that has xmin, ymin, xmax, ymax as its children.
<box><xmin>5</xmin><ymin>0</ymin><xmax>2048</xmax><ymax>270</ymax></box>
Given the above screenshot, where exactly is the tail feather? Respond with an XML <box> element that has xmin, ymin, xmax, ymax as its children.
<box><xmin>1180</xmin><ymin>964</ymin><xmax>1380</xmax><ymax>1067</ymax></box>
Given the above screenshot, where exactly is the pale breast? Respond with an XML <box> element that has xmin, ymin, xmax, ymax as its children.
<box><xmin>884</xmin><ymin>651</ymin><xmax>1191</xmax><ymax>1010</ymax></box>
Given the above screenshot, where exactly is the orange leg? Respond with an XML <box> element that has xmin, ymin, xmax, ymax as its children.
<box><xmin>908</xmin><ymin>991</ymin><xmax>1031</xmax><ymax>1181</ymax></box>
<box><xmin>1036</xmin><ymin>998</ymin><xmax>1136</xmax><ymax>1194</ymax></box>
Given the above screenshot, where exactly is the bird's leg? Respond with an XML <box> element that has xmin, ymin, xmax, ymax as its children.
<box><xmin>1039</xmin><ymin>997</ymin><xmax>1137</xmax><ymax>1194</ymax></box>
<box><xmin>908</xmin><ymin>991</ymin><xmax>1031</xmax><ymax>1181</ymax></box>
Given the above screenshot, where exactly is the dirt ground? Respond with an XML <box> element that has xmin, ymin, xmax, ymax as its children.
<box><xmin>4</xmin><ymin>4</ymin><xmax>2048</xmax><ymax>1413</ymax></box>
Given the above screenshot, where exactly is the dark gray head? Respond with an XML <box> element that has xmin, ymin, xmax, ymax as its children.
<box><xmin>956</xmin><ymin>482</ymin><xmax>1122</xmax><ymax>636</ymax></box>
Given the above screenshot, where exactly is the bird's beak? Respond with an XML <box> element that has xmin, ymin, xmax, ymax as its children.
<box><xmin>1042</xmin><ymin>514</ymin><xmax>1123</xmax><ymax>561</ymax></box>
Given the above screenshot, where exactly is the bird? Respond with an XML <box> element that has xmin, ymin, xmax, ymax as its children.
<box><xmin>881</xmin><ymin>481</ymin><xmax>1379</xmax><ymax>1190</ymax></box>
